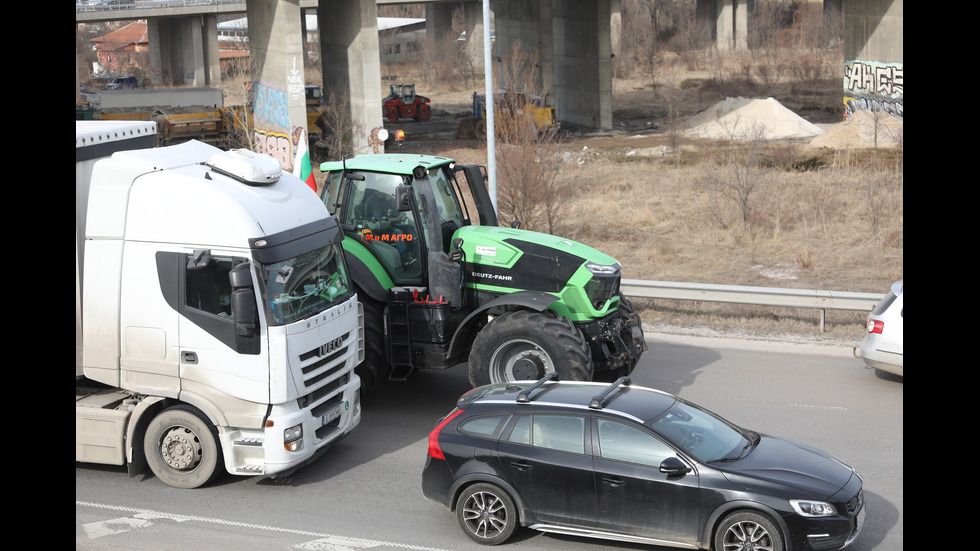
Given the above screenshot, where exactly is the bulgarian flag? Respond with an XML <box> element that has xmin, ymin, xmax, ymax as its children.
<box><xmin>292</xmin><ymin>128</ymin><xmax>317</xmax><ymax>192</ymax></box>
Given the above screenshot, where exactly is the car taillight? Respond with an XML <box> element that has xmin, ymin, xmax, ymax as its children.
<box><xmin>867</xmin><ymin>319</ymin><xmax>884</xmax><ymax>334</ymax></box>
<box><xmin>427</xmin><ymin>408</ymin><xmax>464</xmax><ymax>460</ymax></box>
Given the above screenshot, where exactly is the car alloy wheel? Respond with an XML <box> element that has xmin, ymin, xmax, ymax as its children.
<box><xmin>716</xmin><ymin>511</ymin><xmax>784</xmax><ymax>551</ymax></box>
<box><xmin>456</xmin><ymin>483</ymin><xmax>517</xmax><ymax>545</ymax></box>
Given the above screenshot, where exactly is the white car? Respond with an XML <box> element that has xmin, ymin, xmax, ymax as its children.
<box><xmin>856</xmin><ymin>281</ymin><xmax>903</xmax><ymax>376</ymax></box>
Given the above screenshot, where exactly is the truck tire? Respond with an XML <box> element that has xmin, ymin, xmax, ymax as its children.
<box><xmin>468</xmin><ymin>310</ymin><xmax>592</xmax><ymax>386</ymax></box>
<box><xmin>143</xmin><ymin>405</ymin><xmax>223</xmax><ymax>489</ymax></box>
<box><xmin>356</xmin><ymin>289</ymin><xmax>390</xmax><ymax>389</ymax></box>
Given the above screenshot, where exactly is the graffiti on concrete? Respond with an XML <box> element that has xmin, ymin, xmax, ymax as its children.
<box><xmin>254</xmin><ymin>129</ymin><xmax>293</xmax><ymax>172</ymax></box>
<box><xmin>253</xmin><ymin>81</ymin><xmax>290</xmax><ymax>130</ymax></box>
<box><xmin>844</xmin><ymin>60</ymin><xmax>903</xmax><ymax>119</ymax></box>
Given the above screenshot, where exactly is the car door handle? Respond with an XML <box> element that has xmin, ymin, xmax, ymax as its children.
<box><xmin>601</xmin><ymin>476</ymin><xmax>625</xmax><ymax>488</ymax></box>
<box><xmin>509</xmin><ymin>461</ymin><xmax>532</xmax><ymax>471</ymax></box>
<box><xmin>182</xmin><ymin>351</ymin><xmax>198</xmax><ymax>364</ymax></box>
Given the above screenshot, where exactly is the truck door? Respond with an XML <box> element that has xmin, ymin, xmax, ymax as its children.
<box><xmin>177</xmin><ymin>249</ymin><xmax>271</xmax><ymax>404</ymax></box>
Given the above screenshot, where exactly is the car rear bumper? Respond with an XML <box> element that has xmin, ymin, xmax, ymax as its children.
<box><xmin>854</xmin><ymin>339</ymin><xmax>903</xmax><ymax>376</ymax></box>
<box><xmin>421</xmin><ymin>456</ymin><xmax>454</xmax><ymax>508</ymax></box>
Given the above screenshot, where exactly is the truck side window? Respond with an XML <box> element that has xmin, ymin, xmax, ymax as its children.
<box><xmin>185</xmin><ymin>256</ymin><xmax>233</xmax><ymax>317</ymax></box>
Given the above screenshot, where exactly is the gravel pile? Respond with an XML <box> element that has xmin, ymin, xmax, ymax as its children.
<box><xmin>684</xmin><ymin>97</ymin><xmax>825</xmax><ymax>140</ymax></box>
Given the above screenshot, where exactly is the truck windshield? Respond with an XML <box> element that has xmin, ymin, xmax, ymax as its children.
<box><xmin>261</xmin><ymin>243</ymin><xmax>352</xmax><ymax>326</ymax></box>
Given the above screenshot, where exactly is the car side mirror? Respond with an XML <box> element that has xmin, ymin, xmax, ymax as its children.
<box><xmin>659</xmin><ymin>456</ymin><xmax>691</xmax><ymax>476</ymax></box>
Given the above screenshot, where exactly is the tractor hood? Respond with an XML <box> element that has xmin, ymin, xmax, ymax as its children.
<box><xmin>456</xmin><ymin>225</ymin><xmax>621</xmax><ymax>300</ymax></box>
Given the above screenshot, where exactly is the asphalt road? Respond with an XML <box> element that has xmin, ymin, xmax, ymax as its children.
<box><xmin>76</xmin><ymin>334</ymin><xmax>903</xmax><ymax>551</ymax></box>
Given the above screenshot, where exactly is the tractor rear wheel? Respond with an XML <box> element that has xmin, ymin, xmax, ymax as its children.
<box><xmin>468</xmin><ymin>310</ymin><xmax>592</xmax><ymax>386</ymax></box>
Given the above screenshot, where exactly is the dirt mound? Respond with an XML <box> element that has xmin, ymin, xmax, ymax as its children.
<box><xmin>808</xmin><ymin>110</ymin><xmax>903</xmax><ymax>149</ymax></box>
<box><xmin>684</xmin><ymin>97</ymin><xmax>824</xmax><ymax>141</ymax></box>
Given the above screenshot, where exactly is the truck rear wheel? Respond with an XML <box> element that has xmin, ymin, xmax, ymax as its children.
<box><xmin>144</xmin><ymin>405</ymin><xmax>223</xmax><ymax>489</ymax></box>
<box><xmin>468</xmin><ymin>310</ymin><xmax>592</xmax><ymax>386</ymax></box>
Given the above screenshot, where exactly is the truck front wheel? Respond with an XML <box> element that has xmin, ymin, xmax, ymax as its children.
<box><xmin>468</xmin><ymin>310</ymin><xmax>592</xmax><ymax>386</ymax></box>
<box><xmin>144</xmin><ymin>405</ymin><xmax>223</xmax><ymax>489</ymax></box>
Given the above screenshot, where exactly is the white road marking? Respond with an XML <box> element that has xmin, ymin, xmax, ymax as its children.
<box><xmin>77</xmin><ymin>501</ymin><xmax>453</xmax><ymax>551</ymax></box>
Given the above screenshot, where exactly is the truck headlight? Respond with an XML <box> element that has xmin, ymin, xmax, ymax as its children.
<box><xmin>283</xmin><ymin>424</ymin><xmax>304</xmax><ymax>452</ymax></box>
<box><xmin>791</xmin><ymin>499</ymin><xmax>838</xmax><ymax>517</ymax></box>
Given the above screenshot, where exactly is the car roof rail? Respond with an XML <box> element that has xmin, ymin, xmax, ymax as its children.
<box><xmin>516</xmin><ymin>372</ymin><xmax>560</xmax><ymax>403</ymax></box>
<box><xmin>589</xmin><ymin>376</ymin><xmax>631</xmax><ymax>410</ymax></box>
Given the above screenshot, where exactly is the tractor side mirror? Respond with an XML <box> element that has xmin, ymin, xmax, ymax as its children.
<box><xmin>395</xmin><ymin>184</ymin><xmax>413</xmax><ymax>212</ymax></box>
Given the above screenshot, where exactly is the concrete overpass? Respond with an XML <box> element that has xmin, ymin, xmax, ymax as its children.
<box><xmin>76</xmin><ymin>0</ymin><xmax>902</xmax><ymax>166</ymax></box>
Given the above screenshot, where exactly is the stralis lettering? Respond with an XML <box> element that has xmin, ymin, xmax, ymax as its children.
<box><xmin>472</xmin><ymin>271</ymin><xmax>514</xmax><ymax>282</ymax></box>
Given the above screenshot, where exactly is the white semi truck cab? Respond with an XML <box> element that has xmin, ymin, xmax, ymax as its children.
<box><xmin>76</xmin><ymin>121</ymin><xmax>363</xmax><ymax>488</ymax></box>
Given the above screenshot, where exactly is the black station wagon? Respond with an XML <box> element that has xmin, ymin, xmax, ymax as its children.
<box><xmin>422</xmin><ymin>374</ymin><xmax>864</xmax><ymax>550</ymax></box>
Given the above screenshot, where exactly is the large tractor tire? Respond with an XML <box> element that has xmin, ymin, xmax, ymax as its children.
<box><xmin>415</xmin><ymin>103</ymin><xmax>431</xmax><ymax>122</ymax></box>
<box><xmin>356</xmin><ymin>289</ymin><xmax>390</xmax><ymax>390</ymax></box>
<box><xmin>468</xmin><ymin>310</ymin><xmax>592</xmax><ymax>386</ymax></box>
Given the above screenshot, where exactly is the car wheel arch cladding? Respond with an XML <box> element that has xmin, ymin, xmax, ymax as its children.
<box><xmin>450</xmin><ymin>475</ymin><xmax>529</xmax><ymax>523</ymax></box>
<box><xmin>705</xmin><ymin>501</ymin><xmax>790</xmax><ymax>548</ymax></box>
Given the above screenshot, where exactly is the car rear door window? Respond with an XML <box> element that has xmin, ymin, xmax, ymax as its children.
<box><xmin>507</xmin><ymin>414</ymin><xmax>585</xmax><ymax>454</ymax></box>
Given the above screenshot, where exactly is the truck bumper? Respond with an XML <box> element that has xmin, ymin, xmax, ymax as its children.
<box><xmin>221</xmin><ymin>373</ymin><xmax>362</xmax><ymax>477</ymax></box>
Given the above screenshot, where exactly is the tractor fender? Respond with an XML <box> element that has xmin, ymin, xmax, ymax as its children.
<box><xmin>344</xmin><ymin>249</ymin><xmax>389</xmax><ymax>303</ymax></box>
<box><xmin>448</xmin><ymin>290</ymin><xmax>558</xmax><ymax>359</ymax></box>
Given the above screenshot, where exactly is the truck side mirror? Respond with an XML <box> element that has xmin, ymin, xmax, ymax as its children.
<box><xmin>229</xmin><ymin>263</ymin><xmax>257</xmax><ymax>337</ymax></box>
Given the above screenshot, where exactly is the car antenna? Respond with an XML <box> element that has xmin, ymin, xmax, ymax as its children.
<box><xmin>516</xmin><ymin>372</ymin><xmax>559</xmax><ymax>404</ymax></box>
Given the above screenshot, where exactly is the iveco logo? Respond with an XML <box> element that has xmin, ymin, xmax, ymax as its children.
<box><xmin>320</xmin><ymin>337</ymin><xmax>344</xmax><ymax>356</ymax></box>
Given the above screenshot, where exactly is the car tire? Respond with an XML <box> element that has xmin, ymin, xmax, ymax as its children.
<box><xmin>455</xmin><ymin>483</ymin><xmax>519</xmax><ymax>545</ymax></box>
<box><xmin>713</xmin><ymin>510</ymin><xmax>784</xmax><ymax>551</ymax></box>
<box><xmin>468</xmin><ymin>310</ymin><xmax>592</xmax><ymax>386</ymax></box>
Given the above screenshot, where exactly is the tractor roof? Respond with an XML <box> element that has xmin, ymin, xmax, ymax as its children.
<box><xmin>319</xmin><ymin>154</ymin><xmax>455</xmax><ymax>175</ymax></box>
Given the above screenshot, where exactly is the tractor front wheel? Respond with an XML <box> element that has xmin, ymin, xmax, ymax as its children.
<box><xmin>468</xmin><ymin>310</ymin><xmax>592</xmax><ymax>386</ymax></box>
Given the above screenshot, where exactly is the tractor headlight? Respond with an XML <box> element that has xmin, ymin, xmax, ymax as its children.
<box><xmin>586</xmin><ymin>261</ymin><xmax>621</xmax><ymax>275</ymax></box>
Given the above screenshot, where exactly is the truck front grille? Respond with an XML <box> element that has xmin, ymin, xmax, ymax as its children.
<box><xmin>298</xmin><ymin>331</ymin><xmax>352</xmax><ymax>389</ymax></box>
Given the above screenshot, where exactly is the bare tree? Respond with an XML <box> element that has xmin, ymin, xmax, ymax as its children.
<box><xmin>314</xmin><ymin>87</ymin><xmax>355</xmax><ymax>161</ymax></box>
<box><xmin>695</xmin><ymin>117</ymin><xmax>772</xmax><ymax>235</ymax></box>
<box><xmin>490</xmin><ymin>44</ymin><xmax>571</xmax><ymax>234</ymax></box>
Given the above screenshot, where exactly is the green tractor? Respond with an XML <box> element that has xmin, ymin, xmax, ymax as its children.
<box><xmin>319</xmin><ymin>154</ymin><xmax>646</xmax><ymax>388</ymax></box>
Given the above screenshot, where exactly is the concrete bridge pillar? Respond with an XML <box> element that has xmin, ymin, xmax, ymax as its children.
<box><xmin>246</xmin><ymin>0</ymin><xmax>310</xmax><ymax>170</ymax></box>
<box><xmin>146</xmin><ymin>15</ymin><xmax>220</xmax><ymax>87</ymax></box>
<box><xmin>316</xmin><ymin>0</ymin><xmax>383</xmax><ymax>156</ymax></box>
<box><xmin>461</xmin><ymin>2</ymin><xmax>486</xmax><ymax>72</ymax></box>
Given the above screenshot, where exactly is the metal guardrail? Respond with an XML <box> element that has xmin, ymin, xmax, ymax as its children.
<box><xmin>621</xmin><ymin>279</ymin><xmax>884</xmax><ymax>332</ymax></box>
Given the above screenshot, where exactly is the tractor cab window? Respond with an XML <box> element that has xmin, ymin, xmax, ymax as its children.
<box><xmin>345</xmin><ymin>172</ymin><xmax>422</xmax><ymax>284</ymax></box>
<box><xmin>426</xmin><ymin>167</ymin><xmax>467</xmax><ymax>253</ymax></box>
